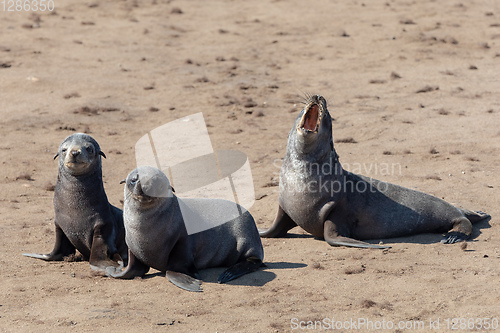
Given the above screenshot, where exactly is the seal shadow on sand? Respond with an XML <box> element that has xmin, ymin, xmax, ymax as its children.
<box><xmin>131</xmin><ymin>262</ymin><xmax>307</xmax><ymax>287</ymax></box>
<box><xmin>272</xmin><ymin>216</ymin><xmax>491</xmax><ymax>247</ymax></box>
<box><xmin>197</xmin><ymin>261</ymin><xmax>308</xmax><ymax>286</ymax></box>
<box><xmin>365</xmin><ymin>216</ymin><xmax>492</xmax><ymax>246</ymax></box>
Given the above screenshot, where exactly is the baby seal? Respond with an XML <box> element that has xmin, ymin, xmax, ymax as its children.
<box><xmin>23</xmin><ymin>133</ymin><xmax>127</xmax><ymax>270</ymax></box>
<box><xmin>260</xmin><ymin>94</ymin><xmax>489</xmax><ymax>248</ymax></box>
<box><xmin>106</xmin><ymin>166</ymin><xmax>264</xmax><ymax>292</ymax></box>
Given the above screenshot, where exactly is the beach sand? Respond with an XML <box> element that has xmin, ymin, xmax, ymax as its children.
<box><xmin>1</xmin><ymin>1</ymin><xmax>499</xmax><ymax>331</ymax></box>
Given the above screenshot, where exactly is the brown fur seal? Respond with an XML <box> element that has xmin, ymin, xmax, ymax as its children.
<box><xmin>23</xmin><ymin>133</ymin><xmax>127</xmax><ymax>269</ymax></box>
<box><xmin>105</xmin><ymin>166</ymin><xmax>264</xmax><ymax>292</ymax></box>
<box><xmin>259</xmin><ymin>95</ymin><xmax>490</xmax><ymax>248</ymax></box>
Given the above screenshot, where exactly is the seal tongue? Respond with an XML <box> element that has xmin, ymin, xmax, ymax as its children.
<box><xmin>301</xmin><ymin>104</ymin><xmax>319</xmax><ymax>131</ymax></box>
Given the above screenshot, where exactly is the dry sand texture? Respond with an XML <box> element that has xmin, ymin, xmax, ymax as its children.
<box><xmin>1</xmin><ymin>0</ymin><xmax>499</xmax><ymax>332</ymax></box>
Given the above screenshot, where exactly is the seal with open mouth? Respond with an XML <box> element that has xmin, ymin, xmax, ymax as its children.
<box><xmin>23</xmin><ymin>133</ymin><xmax>127</xmax><ymax>270</ymax></box>
<box><xmin>259</xmin><ymin>95</ymin><xmax>489</xmax><ymax>248</ymax></box>
<box><xmin>105</xmin><ymin>166</ymin><xmax>264</xmax><ymax>292</ymax></box>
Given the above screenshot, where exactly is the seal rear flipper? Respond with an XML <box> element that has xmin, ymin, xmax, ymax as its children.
<box><xmin>441</xmin><ymin>216</ymin><xmax>472</xmax><ymax>245</ymax></box>
<box><xmin>23</xmin><ymin>225</ymin><xmax>75</xmax><ymax>261</ymax></box>
<box><xmin>259</xmin><ymin>206</ymin><xmax>297</xmax><ymax>238</ymax></box>
<box><xmin>217</xmin><ymin>257</ymin><xmax>263</xmax><ymax>284</ymax></box>
<box><xmin>441</xmin><ymin>231</ymin><xmax>469</xmax><ymax>244</ymax></box>
<box><xmin>166</xmin><ymin>271</ymin><xmax>202</xmax><ymax>292</ymax></box>
<box><xmin>323</xmin><ymin>220</ymin><xmax>391</xmax><ymax>249</ymax></box>
<box><xmin>459</xmin><ymin>208</ymin><xmax>490</xmax><ymax>223</ymax></box>
<box><xmin>104</xmin><ymin>249</ymin><xmax>149</xmax><ymax>279</ymax></box>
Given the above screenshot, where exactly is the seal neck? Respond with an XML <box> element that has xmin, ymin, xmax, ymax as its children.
<box><xmin>290</xmin><ymin>127</ymin><xmax>337</xmax><ymax>161</ymax></box>
<box><xmin>59</xmin><ymin>163</ymin><xmax>103</xmax><ymax>189</ymax></box>
<box><xmin>55</xmin><ymin>164</ymin><xmax>109</xmax><ymax>211</ymax></box>
<box><xmin>287</xmin><ymin>123</ymin><xmax>344</xmax><ymax>179</ymax></box>
<box><xmin>124</xmin><ymin>195</ymin><xmax>181</xmax><ymax>237</ymax></box>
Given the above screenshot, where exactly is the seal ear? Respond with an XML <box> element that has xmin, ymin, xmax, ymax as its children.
<box><xmin>120</xmin><ymin>179</ymin><xmax>126</xmax><ymax>184</ymax></box>
<box><xmin>53</xmin><ymin>153</ymin><xmax>59</xmax><ymax>160</ymax></box>
<box><xmin>99</xmin><ymin>151</ymin><xmax>107</xmax><ymax>159</ymax></box>
<box><xmin>171</xmin><ymin>186</ymin><xmax>175</xmax><ymax>193</ymax></box>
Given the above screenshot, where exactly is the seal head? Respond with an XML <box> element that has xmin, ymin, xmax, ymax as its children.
<box><xmin>125</xmin><ymin>165</ymin><xmax>173</xmax><ymax>209</ymax></box>
<box><xmin>55</xmin><ymin>133</ymin><xmax>106</xmax><ymax>176</ymax></box>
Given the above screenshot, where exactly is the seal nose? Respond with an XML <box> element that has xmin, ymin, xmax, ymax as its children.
<box><xmin>133</xmin><ymin>181</ymin><xmax>145</xmax><ymax>197</ymax></box>
<box><xmin>311</xmin><ymin>95</ymin><xmax>324</xmax><ymax>104</ymax></box>
<box><xmin>71</xmin><ymin>150</ymin><xmax>80</xmax><ymax>157</ymax></box>
<box><xmin>130</xmin><ymin>174</ymin><xmax>143</xmax><ymax>194</ymax></box>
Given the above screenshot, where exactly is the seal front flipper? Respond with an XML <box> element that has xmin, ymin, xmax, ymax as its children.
<box><xmin>325</xmin><ymin>236</ymin><xmax>390</xmax><ymax>249</ymax></box>
<box><xmin>217</xmin><ymin>257</ymin><xmax>263</xmax><ymax>284</ymax></box>
<box><xmin>104</xmin><ymin>249</ymin><xmax>149</xmax><ymax>279</ymax></box>
<box><xmin>259</xmin><ymin>206</ymin><xmax>297</xmax><ymax>238</ymax></box>
<box><xmin>90</xmin><ymin>253</ymin><xmax>124</xmax><ymax>273</ymax></box>
<box><xmin>166</xmin><ymin>271</ymin><xmax>202</xmax><ymax>292</ymax></box>
<box><xmin>23</xmin><ymin>225</ymin><xmax>76</xmax><ymax>261</ymax></box>
<box><xmin>88</xmin><ymin>225</ymin><xmax>124</xmax><ymax>271</ymax></box>
<box><xmin>323</xmin><ymin>220</ymin><xmax>391</xmax><ymax>249</ymax></box>
<box><xmin>23</xmin><ymin>253</ymin><xmax>54</xmax><ymax>260</ymax></box>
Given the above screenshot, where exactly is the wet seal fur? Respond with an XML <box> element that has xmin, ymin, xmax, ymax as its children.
<box><xmin>260</xmin><ymin>95</ymin><xmax>490</xmax><ymax>249</ymax></box>
<box><xmin>23</xmin><ymin>133</ymin><xmax>127</xmax><ymax>269</ymax></box>
<box><xmin>105</xmin><ymin>166</ymin><xmax>264</xmax><ymax>292</ymax></box>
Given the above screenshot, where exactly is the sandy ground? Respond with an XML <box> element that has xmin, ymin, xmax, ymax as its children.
<box><xmin>1</xmin><ymin>0</ymin><xmax>499</xmax><ymax>332</ymax></box>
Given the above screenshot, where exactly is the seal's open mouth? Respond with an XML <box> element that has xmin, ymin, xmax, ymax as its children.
<box><xmin>298</xmin><ymin>103</ymin><xmax>321</xmax><ymax>133</ymax></box>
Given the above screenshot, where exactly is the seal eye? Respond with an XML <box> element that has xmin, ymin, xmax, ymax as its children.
<box><xmin>86</xmin><ymin>146</ymin><xmax>94</xmax><ymax>155</ymax></box>
<box><xmin>61</xmin><ymin>148</ymin><xmax>67</xmax><ymax>154</ymax></box>
<box><xmin>130</xmin><ymin>174</ymin><xmax>139</xmax><ymax>185</ymax></box>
